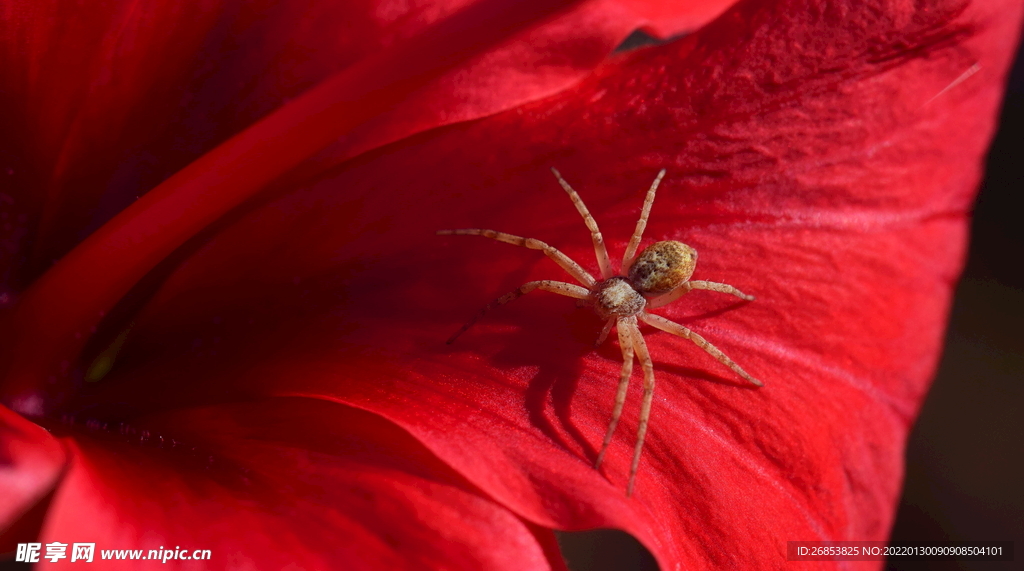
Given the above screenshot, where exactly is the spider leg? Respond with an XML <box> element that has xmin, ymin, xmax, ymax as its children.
<box><xmin>621</xmin><ymin>169</ymin><xmax>667</xmax><ymax>273</ymax></box>
<box><xmin>437</xmin><ymin>229</ymin><xmax>595</xmax><ymax>287</ymax></box>
<box><xmin>647</xmin><ymin>279</ymin><xmax>754</xmax><ymax>309</ymax></box>
<box><xmin>640</xmin><ymin>312</ymin><xmax>763</xmax><ymax>386</ymax></box>
<box><xmin>626</xmin><ymin>318</ymin><xmax>655</xmax><ymax>496</ymax></box>
<box><xmin>446</xmin><ymin>280</ymin><xmax>590</xmax><ymax>344</ymax></box>
<box><xmin>550</xmin><ymin>168</ymin><xmax>613</xmax><ymax>279</ymax></box>
<box><xmin>595</xmin><ymin>316</ymin><xmax>635</xmax><ymax>470</ymax></box>
<box><xmin>594</xmin><ymin>317</ymin><xmax>615</xmax><ymax>347</ymax></box>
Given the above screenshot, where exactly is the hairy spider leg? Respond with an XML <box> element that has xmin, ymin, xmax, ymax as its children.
<box><xmin>550</xmin><ymin>168</ymin><xmax>613</xmax><ymax>280</ymax></box>
<box><xmin>437</xmin><ymin>229</ymin><xmax>595</xmax><ymax>287</ymax></box>
<box><xmin>621</xmin><ymin>169</ymin><xmax>667</xmax><ymax>273</ymax></box>
<box><xmin>595</xmin><ymin>316</ymin><xmax>635</xmax><ymax>470</ymax></box>
<box><xmin>446</xmin><ymin>280</ymin><xmax>590</xmax><ymax>344</ymax></box>
<box><xmin>626</xmin><ymin>317</ymin><xmax>655</xmax><ymax>497</ymax></box>
<box><xmin>647</xmin><ymin>279</ymin><xmax>754</xmax><ymax>309</ymax></box>
<box><xmin>640</xmin><ymin>312</ymin><xmax>762</xmax><ymax>386</ymax></box>
<box><xmin>594</xmin><ymin>317</ymin><xmax>615</xmax><ymax>347</ymax></box>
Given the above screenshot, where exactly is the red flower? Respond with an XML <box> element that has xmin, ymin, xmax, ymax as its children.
<box><xmin>2</xmin><ymin>0</ymin><xmax>1021</xmax><ymax>569</ymax></box>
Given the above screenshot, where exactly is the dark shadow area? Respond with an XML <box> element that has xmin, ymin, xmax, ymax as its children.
<box><xmin>613</xmin><ymin>28</ymin><xmax>691</xmax><ymax>55</ymax></box>
<box><xmin>555</xmin><ymin>528</ymin><xmax>659</xmax><ymax>571</ymax></box>
<box><xmin>885</xmin><ymin>25</ymin><xmax>1024</xmax><ymax>571</ymax></box>
<box><xmin>613</xmin><ymin>30</ymin><xmax>668</xmax><ymax>54</ymax></box>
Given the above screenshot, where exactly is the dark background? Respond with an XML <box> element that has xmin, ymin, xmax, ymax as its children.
<box><xmin>882</xmin><ymin>23</ymin><xmax>1024</xmax><ymax>571</ymax></box>
<box><xmin>557</xmin><ymin>28</ymin><xmax>1024</xmax><ymax>571</ymax></box>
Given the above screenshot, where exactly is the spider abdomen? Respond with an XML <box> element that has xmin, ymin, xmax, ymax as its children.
<box><xmin>594</xmin><ymin>277</ymin><xmax>645</xmax><ymax>318</ymax></box>
<box><xmin>628</xmin><ymin>240</ymin><xmax>697</xmax><ymax>294</ymax></box>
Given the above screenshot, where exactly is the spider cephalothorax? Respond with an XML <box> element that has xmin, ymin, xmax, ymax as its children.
<box><xmin>594</xmin><ymin>277</ymin><xmax>644</xmax><ymax>318</ymax></box>
<box><xmin>439</xmin><ymin>169</ymin><xmax>762</xmax><ymax>495</ymax></box>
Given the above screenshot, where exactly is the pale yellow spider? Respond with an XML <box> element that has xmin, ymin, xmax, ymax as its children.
<box><xmin>439</xmin><ymin>168</ymin><xmax>762</xmax><ymax>495</ymax></box>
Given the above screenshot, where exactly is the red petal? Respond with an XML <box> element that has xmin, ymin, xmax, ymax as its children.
<box><xmin>39</xmin><ymin>399</ymin><xmax>565</xmax><ymax>570</ymax></box>
<box><xmin>2</xmin><ymin>0</ymin><xmax>651</xmax><ymax>277</ymax></box>
<box><xmin>1</xmin><ymin>0</ymin><xmax>717</xmax><ymax>403</ymax></box>
<box><xmin>0</xmin><ymin>404</ymin><xmax>65</xmax><ymax>548</ymax></box>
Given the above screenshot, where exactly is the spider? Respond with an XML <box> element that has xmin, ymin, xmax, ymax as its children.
<box><xmin>438</xmin><ymin>168</ymin><xmax>762</xmax><ymax>495</ymax></box>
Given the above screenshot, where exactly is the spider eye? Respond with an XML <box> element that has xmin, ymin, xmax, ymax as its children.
<box><xmin>628</xmin><ymin>241</ymin><xmax>697</xmax><ymax>294</ymax></box>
